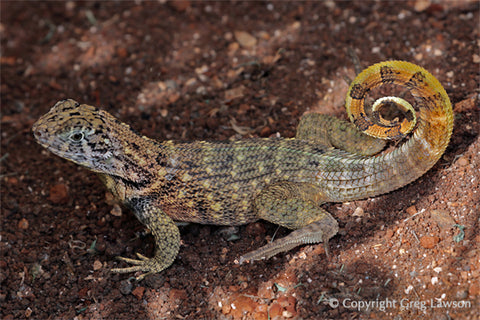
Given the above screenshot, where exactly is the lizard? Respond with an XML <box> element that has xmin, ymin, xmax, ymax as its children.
<box><xmin>32</xmin><ymin>61</ymin><xmax>453</xmax><ymax>280</ymax></box>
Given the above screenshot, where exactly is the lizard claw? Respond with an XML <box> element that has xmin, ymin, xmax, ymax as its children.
<box><xmin>111</xmin><ymin>254</ymin><xmax>160</xmax><ymax>281</ymax></box>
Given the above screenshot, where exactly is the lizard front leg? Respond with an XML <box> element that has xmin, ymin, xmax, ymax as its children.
<box><xmin>238</xmin><ymin>181</ymin><xmax>339</xmax><ymax>264</ymax></box>
<box><xmin>111</xmin><ymin>197</ymin><xmax>180</xmax><ymax>280</ymax></box>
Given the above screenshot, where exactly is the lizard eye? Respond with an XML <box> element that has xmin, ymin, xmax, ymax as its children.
<box><xmin>69</xmin><ymin>131</ymin><xmax>85</xmax><ymax>143</ymax></box>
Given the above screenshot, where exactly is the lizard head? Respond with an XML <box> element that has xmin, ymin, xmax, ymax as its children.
<box><xmin>32</xmin><ymin>99</ymin><xmax>136</xmax><ymax>178</ymax></box>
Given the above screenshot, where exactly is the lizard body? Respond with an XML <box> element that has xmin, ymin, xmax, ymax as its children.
<box><xmin>32</xmin><ymin>61</ymin><xmax>453</xmax><ymax>279</ymax></box>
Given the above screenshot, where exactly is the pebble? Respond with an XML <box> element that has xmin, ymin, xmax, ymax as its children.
<box><xmin>419</xmin><ymin>235</ymin><xmax>440</xmax><ymax>249</ymax></box>
<box><xmin>268</xmin><ymin>303</ymin><xmax>283</xmax><ymax>318</ymax></box>
<box><xmin>469</xmin><ymin>281</ymin><xmax>480</xmax><ymax>296</ymax></box>
<box><xmin>456</xmin><ymin>156</ymin><xmax>469</xmax><ymax>167</ymax></box>
<box><xmin>93</xmin><ymin>260</ymin><xmax>102</xmax><ymax>271</ymax></box>
<box><xmin>18</xmin><ymin>218</ymin><xmax>29</xmax><ymax>230</ymax></box>
<box><xmin>234</xmin><ymin>31</ymin><xmax>257</xmax><ymax>48</ymax></box>
<box><xmin>473</xmin><ymin>54</ymin><xmax>480</xmax><ymax>63</ymax></box>
<box><xmin>110</xmin><ymin>203</ymin><xmax>122</xmax><ymax>217</ymax></box>
<box><xmin>169</xmin><ymin>0</ymin><xmax>191</xmax><ymax>12</ymax></box>
<box><xmin>414</xmin><ymin>0</ymin><xmax>431</xmax><ymax>12</ymax></box>
<box><xmin>229</xmin><ymin>295</ymin><xmax>256</xmax><ymax>318</ymax></box>
<box><xmin>48</xmin><ymin>183</ymin><xmax>69</xmax><ymax>204</ymax></box>
<box><xmin>454</xmin><ymin>95</ymin><xmax>477</xmax><ymax>113</ymax></box>
<box><xmin>278</xmin><ymin>295</ymin><xmax>297</xmax><ymax>315</ymax></box>
<box><xmin>132</xmin><ymin>286</ymin><xmax>145</xmax><ymax>300</ymax></box>
<box><xmin>455</xmin><ymin>288</ymin><xmax>469</xmax><ymax>299</ymax></box>
<box><xmin>352</xmin><ymin>207</ymin><xmax>365</xmax><ymax>217</ymax></box>
<box><xmin>430</xmin><ymin>209</ymin><xmax>456</xmax><ymax>231</ymax></box>
<box><xmin>406</xmin><ymin>205</ymin><xmax>417</xmax><ymax>215</ymax></box>
<box><xmin>257</xmin><ymin>280</ymin><xmax>275</xmax><ymax>300</ymax></box>
<box><xmin>224</xmin><ymin>85</ymin><xmax>245</xmax><ymax>101</ymax></box>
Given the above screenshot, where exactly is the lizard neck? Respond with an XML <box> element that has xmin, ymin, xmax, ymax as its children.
<box><xmin>102</xmin><ymin>115</ymin><xmax>164</xmax><ymax>188</ymax></box>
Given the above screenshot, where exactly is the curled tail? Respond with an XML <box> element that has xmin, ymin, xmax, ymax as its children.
<box><xmin>323</xmin><ymin>61</ymin><xmax>454</xmax><ymax>201</ymax></box>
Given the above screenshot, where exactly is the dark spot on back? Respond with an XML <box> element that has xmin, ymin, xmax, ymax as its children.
<box><xmin>156</xmin><ymin>154</ymin><xmax>168</xmax><ymax>167</ymax></box>
<box><xmin>380</xmin><ymin>65</ymin><xmax>398</xmax><ymax>84</ymax></box>
<box><xmin>350</xmin><ymin>83</ymin><xmax>367</xmax><ymax>99</ymax></box>
<box><xmin>406</xmin><ymin>71</ymin><xmax>426</xmax><ymax>89</ymax></box>
<box><xmin>131</xmin><ymin>142</ymin><xmax>140</xmax><ymax>150</ymax></box>
<box><xmin>312</xmin><ymin>147</ymin><xmax>325</xmax><ymax>154</ymax></box>
<box><xmin>353</xmin><ymin>113</ymin><xmax>371</xmax><ymax>131</ymax></box>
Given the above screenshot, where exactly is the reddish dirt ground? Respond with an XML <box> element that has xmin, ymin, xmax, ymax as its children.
<box><xmin>1</xmin><ymin>1</ymin><xmax>479</xmax><ymax>319</ymax></box>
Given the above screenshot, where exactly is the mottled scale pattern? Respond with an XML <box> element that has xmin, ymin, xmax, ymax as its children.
<box><xmin>32</xmin><ymin>61</ymin><xmax>453</xmax><ymax>279</ymax></box>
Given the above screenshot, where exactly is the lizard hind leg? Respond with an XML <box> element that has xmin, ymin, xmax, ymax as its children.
<box><xmin>296</xmin><ymin>113</ymin><xmax>386</xmax><ymax>156</ymax></box>
<box><xmin>238</xmin><ymin>181</ymin><xmax>339</xmax><ymax>264</ymax></box>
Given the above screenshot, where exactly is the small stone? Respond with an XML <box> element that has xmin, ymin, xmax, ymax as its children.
<box><xmin>268</xmin><ymin>303</ymin><xmax>283</xmax><ymax>318</ymax></box>
<box><xmin>469</xmin><ymin>281</ymin><xmax>479</xmax><ymax>296</ymax></box>
<box><xmin>406</xmin><ymin>205</ymin><xmax>417</xmax><ymax>215</ymax></box>
<box><xmin>169</xmin><ymin>0</ymin><xmax>191</xmax><ymax>12</ymax></box>
<box><xmin>257</xmin><ymin>280</ymin><xmax>275</xmax><ymax>300</ymax></box>
<box><xmin>18</xmin><ymin>218</ymin><xmax>29</xmax><ymax>230</ymax></box>
<box><xmin>414</xmin><ymin>0</ymin><xmax>431</xmax><ymax>12</ymax></box>
<box><xmin>456</xmin><ymin>156</ymin><xmax>469</xmax><ymax>167</ymax></box>
<box><xmin>259</xmin><ymin>126</ymin><xmax>272</xmax><ymax>137</ymax></box>
<box><xmin>221</xmin><ymin>301</ymin><xmax>231</xmax><ymax>314</ymax></box>
<box><xmin>234</xmin><ymin>31</ymin><xmax>257</xmax><ymax>48</ymax></box>
<box><xmin>110</xmin><ymin>203</ymin><xmax>122</xmax><ymax>217</ymax></box>
<box><xmin>473</xmin><ymin>54</ymin><xmax>480</xmax><ymax>63</ymax></box>
<box><xmin>48</xmin><ymin>183</ymin><xmax>69</xmax><ymax>204</ymax></box>
<box><xmin>227</xmin><ymin>42</ymin><xmax>239</xmax><ymax>55</ymax></box>
<box><xmin>230</xmin><ymin>295</ymin><xmax>256</xmax><ymax>318</ymax></box>
<box><xmin>7</xmin><ymin>177</ymin><xmax>18</xmax><ymax>184</ymax></box>
<box><xmin>225</xmin><ymin>85</ymin><xmax>246</xmax><ymax>101</ymax></box>
<box><xmin>352</xmin><ymin>207</ymin><xmax>365</xmax><ymax>217</ymax></box>
<box><xmin>160</xmin><ymin>109</ymin><xmax>168</xmax><ymax>117</ymax></box>
<box><xmin>24</xmin><ymin>308</ymin><xmax>32</xmax><ymax>318</ymax></box>
<box><xmin>454</xmin><ymin>95</ymin><xmax>477</xmax><ymax>113</ymax></box>
<box><xmin>420</xmin><ymin>235</ymin><xmax>440</xmax><ymax>249</ymax></box>
<box><xmin>431</xmin><ymin>210</ymin><xmax>456</xmax><ymax>231</ymax></box>
<box><xmin>116</xmin><ymin>47</ymin><xmax>128</xmax><ymax>58</ymax></box>
<box><xmin>456</xmin><ymin>288</ymin><xmax>469</xmax><ymax>299</ymax></box>
<box><xmin>132</xmin><ymin>286</ymin><xmax>145</xmax><ymax>300</ymax></box>
<box><xmin>93</xmin><ymin>260</ymin><xmax>102</xmax><ymax>271</ymax></box>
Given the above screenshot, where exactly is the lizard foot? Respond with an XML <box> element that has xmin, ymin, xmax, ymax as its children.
<box><xmin>112</xmin><ymin>253</ymin><xmax>165</xmax><ymax>281</ymax></box>
<box><xmin>237</xmin><ymin>214</ymin><xmax>339</xmax><ymax>265</ymax></box>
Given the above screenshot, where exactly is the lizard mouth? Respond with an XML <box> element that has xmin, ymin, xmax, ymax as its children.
<box><xmin>32</xmin><ymin>120</ymin><xmax>46</xmax><ymax>144</ymax></box>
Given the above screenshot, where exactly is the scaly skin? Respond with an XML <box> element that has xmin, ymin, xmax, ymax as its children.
<box><xmin>32</xmin><ymin>61</ymin><xmax>453</xmax><ymax>279</ymax></box>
